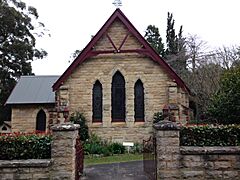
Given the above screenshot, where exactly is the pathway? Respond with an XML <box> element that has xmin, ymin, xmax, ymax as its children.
<box><xmin>82</xmin><ymin>160</ymin><xmax>150</xmax><ymax>180</ymax></box>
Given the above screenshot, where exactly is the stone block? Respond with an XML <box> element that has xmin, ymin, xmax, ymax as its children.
<box><xmin>214</xmin><ymin>161</ymin><xmax>232</xmax><ymax>170</ymax></box>
<box><xmin>182</xmin><ymin>170</ymin><xmax>204</xmax><ymax>179</ymax></box>
<box><xmin>205</xmin><ymin>170</ymin><xmax>223</xmax><ymax>179</ymax></box>
<box><xmin>223</xmin><ymin>171</ymin><xmax>239</xmax><ymax>179</ymax></box>
<box><xmin>163</xmin><ymin>130</ymin><xmax>179</xmax><ymax>138</ymax></box>
<box><xmin>0</xmin><ymin>174</ymin><xmax>14</xmax><ymax>180</ymax></box>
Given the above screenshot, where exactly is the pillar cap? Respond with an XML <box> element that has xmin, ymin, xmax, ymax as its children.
<box><xmin>51</xmin><ymin>123</ymin><xmax>80</xmax><ymax>131</ymax></box>
<box><xmin>153</xmin><ymin>120</ymin><xmax>180</xmax><ymax>130</ymax></box>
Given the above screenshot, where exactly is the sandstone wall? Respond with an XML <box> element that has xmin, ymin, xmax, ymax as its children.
<box><xmin>11</xmin><ymin>104</ymin><xmax>56</xmax><ymax>132</ymax></box>
<box><xmin>56</xmin><ymin>20</ymin><xmax>189</xmax><ymax>143</ymax></box>
<box><xmin>0</xmin><ymin>160</ymin><xmax>52</xmax><ymax>180</ymax></box>
<box><xmin>153</xmin><ymin>121</ymin><xmax>240</xmax><ymax>180</ymax></box>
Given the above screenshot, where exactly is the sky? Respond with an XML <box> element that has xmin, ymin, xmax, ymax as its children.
<box><xmin>23</xmin><ymin>0</ymin><xmax>240</xmax><ymax>75</ymax></box>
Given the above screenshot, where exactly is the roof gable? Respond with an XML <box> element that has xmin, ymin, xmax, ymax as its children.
<box><xmin>53</xmin><ymin>9</ymin><xmax>189</xmax><ymax>93</ymax></box>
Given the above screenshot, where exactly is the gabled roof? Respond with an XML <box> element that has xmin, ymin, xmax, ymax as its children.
<box><xmin>6</xmin><ymin>76</ymin><xmax>59</xmax><ymax>105</ymax></box>
<box><xmin>52</xmin><ymin>8</ymin><xmax>190</xmax><ymax>93</ymax></box>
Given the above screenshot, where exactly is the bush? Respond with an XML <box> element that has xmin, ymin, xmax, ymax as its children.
<box><xmin>84</xmin><ymin>134</ymin><xmax>125</xmax><ymax>156</ymax></box>
<box><xmin>207</xmin><ymin>66</ymin><xmax>240</xmax><ymax>124</ymax></box>
<box><xmin>108</xmin><ymin>142</ymin><xmax>125</xmax><ymax>154</ymax></box>
<box><xmin>0</xmin><ymin>132</ymin><xmax>52</xmax><ymax>160</ymax></box>
<box><xmin>130</xmin><ymin>143</ymin><xmax>143</xmax><ymax>154</ymax></box>
<box><xmin>153</xmin><ymin>111</ymin><xmax>164</xmax><ymax>123</ymax></box>
<box><xmin>180</xmin><ymin>124</ymin><xmax>240</xmax><ymax>146</ymax></box>
<box><xmin>70</xmin><ymin>112</ymin><xmax>89</xmax><ymax>141</ymax></box>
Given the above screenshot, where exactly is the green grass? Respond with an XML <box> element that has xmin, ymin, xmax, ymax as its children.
<box><xmin>84</xmin><ymin>153</ymin><xmax>143</xmax><ymax>166</ymax></box>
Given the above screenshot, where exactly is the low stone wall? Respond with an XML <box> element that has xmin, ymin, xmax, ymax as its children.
<box><xmin>0</xmin><ymin>159</ymin><xmax>52</xmax><ymax>180</ymax></box>
<box><xmin>180</xmin><ymin>146</ymin><xmax>240</xmax><ymax>179</ymax></box>
<box><xmin>0</xmin><ymin>123</ymin><xmax>80</xmax><ymax>180</ymax></box>
<box><xmin>153</xmin><ymin>121</ymin><xmax>240</xmax><ymax>179</ymax></box>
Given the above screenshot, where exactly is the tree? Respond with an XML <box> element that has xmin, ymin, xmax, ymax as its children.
<box><xmin>207</xmin><ymin>66</ymin><xmax>240</xmax><ymax>124</ymax></box>
<box><xmin>144</xmin><ymin>25</ymin><xmax>165</xmax><ymax>57</ymax></box>
<box><xmin>0</xmin><ymin>0</ymin><xmax>47</xmax><ymax>124</ymax></box>
<box><xmin>165</xmin><ymin>12</ymin><xmax>187</xmax><ymax>76</ymax></box>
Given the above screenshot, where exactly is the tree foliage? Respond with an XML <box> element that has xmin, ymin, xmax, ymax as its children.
<box><xmin>144</xmin><ymin>25</ymin><xmax>165</xmax><ymax>57</ymax></box>
<box><xmin>207</xmin><ymin>66</ymin><xmax>240</xmax><ymax>124</ymax></box>
<box><xmin>145</xmin><ymin>12</ymin><xmax>187</xmax><ymax>77</ymax></box>
<box><xmin>0</xmin><ymin>0</ymin><xmax>47</xmax><ymax>124</ymax></box>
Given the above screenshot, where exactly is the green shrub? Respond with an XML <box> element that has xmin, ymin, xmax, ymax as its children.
<box><xmin>109</xmin><ymin>142</ymin><xmax>125</xmax><ymax>154</ymax></box>
<box><xmin>84</xmin><ymin>134</ymin><xmax>125</xmax><ymax>156</ymax></box>
<box><xmin>207</xmin><ymin>66</ymin><xmax>240</xmax><ymax>124</ymax></box>
<box><xmin>180</xmin><ymin>124</ymin><xmax>240</xmax><ymax>146</ymax></box>
<box><xmin>70</xmin><ymin>112</ymin><xmax>89</xmax><ymax>141</ymax></box>
<box><xmin>0</xmin><ymin>132</ymin><xmax>52</xmax><ymax>160</ymax></box>
<box><xmin>130</xmin><ymin>143</ymin><xmax>143</xmax><ymax>153</ymax></box>
<box><xmin>153</xmin><ymin>111</ymin><xmax>164</xmax><ymax>123</ymax></box>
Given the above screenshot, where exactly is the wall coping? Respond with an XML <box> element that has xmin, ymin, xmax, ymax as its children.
<box><xmin>153</xmin><ymin>120</ymin><xmax>180</xmax><ymax>130</ymax></box>
<box><xmin>0</xmin><ymin>159</ymin><xmax>53</xmax><ymax>168</ymax></box>
<box><xmin>180</xmin><ymin>146</ymin><xmax>240</xmax><ymax>155</ymax></box>
<box><xmin>51</xmin><ymin>123</ymin><xmax>80</xmax><ymax>131</ymax></box>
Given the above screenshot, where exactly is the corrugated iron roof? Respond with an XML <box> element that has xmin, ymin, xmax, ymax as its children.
<box><xmin>6</xmin><ymin>76</ymin><xmax>59</xmax><ymax>105</ymax></box>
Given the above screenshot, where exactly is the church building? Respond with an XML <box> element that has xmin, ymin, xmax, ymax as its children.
<box><xmin>6</xmin><ymin>9</ymin><xmax>190</xmax><ymax>142</ymax></box>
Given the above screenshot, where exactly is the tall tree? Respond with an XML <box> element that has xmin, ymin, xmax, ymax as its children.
<box><xmin>144</xmin><ymin>25</ymin><xmax>165</xmax><ymax>57</ymax></box>
<box><xmin>165</xmin><ymin>12</ymin><xmax>187</xmax><ymax>76</ymax></box>
<box><xmin>0</xmin><ymin>0</ymin><xmax>47</xmax><ymax>124</ymax></box>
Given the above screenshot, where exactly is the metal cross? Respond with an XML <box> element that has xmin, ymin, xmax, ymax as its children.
<box><xmin>112</xmin><ymin>0</ymin><xmax>122</xmax><ymax>8</ymax></box>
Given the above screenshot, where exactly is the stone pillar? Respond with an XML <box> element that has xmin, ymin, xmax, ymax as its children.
<box><xmin>51</xmin><ymin>123</ymin><xmax>80</xmax><ymax>180</ymax></box>
<box><xmin>153</xmin><ymin>120</ymin><xmax>180</xmax><ymax>179</ymax></box>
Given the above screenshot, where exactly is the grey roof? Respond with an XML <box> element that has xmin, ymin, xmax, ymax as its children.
<box><xmin>6</xmin><ymin>76</ymin><xmax>59</xmax><ymax>105</ymax></box>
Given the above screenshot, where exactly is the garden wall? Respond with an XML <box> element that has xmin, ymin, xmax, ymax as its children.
<box><xmin>0</xmin><ymin>123</ymin><xmax>81</xmax><ymax>180</ymax></box>
<box><xmin>0</xmin><ymin>159</ymin><xmax>52</xmax><ymax>179</ymax></box>
<box><xmin>154</xmin><ymin>121</ymin><xmax>240</xmax><ymax>179</ymax></box>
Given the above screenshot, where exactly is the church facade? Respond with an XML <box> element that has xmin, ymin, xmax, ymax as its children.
<box><xmin>6</xmin><ymin>9</ymin><xmax>190</xmax><ymax>142</ymax></box>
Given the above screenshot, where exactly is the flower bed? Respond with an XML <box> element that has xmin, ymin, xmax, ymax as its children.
<box><xmin>180</xmin><ymin>124</ymin><xmax>240</xmax><ymax>146</ymax></box>
<box><xmin>0</xmin><ymin>131</ymin><xmax>52</xmax><ymax>160</ymax></box>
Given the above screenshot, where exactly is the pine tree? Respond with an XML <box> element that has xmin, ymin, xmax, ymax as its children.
<box><xmin>144</xmin><ymin>25</ymin><xmax>165</xmax><ymax>57</ymax></box>
<box><xmin>165</xmin><ymin>12</ymin><xmax>187</xmax><ymax>76</ymax></box>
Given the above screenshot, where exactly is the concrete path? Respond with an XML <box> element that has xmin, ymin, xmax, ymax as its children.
<box><xmin>82</xmin><ymin>160</ymin><xmax>150</xmax><ymax>180</ymax></box>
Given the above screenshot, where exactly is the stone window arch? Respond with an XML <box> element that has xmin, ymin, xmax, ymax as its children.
<box><xmin>111</xmin><ymin>71</ymin><xmax>125</xmax><ymax>122</ymax></box>
<box><xmin>92</xmin><ymin>80</ymin><xmax>103</xmax><ymax>122</ymax></box>
<box><xmin>36</xmin><ymin>109</ymin><xmax>46</xmax><ymax>131</ymax></box>
<box><xmin>134</xmin><ymin>79</ymin><xmax>144</xmax><ymax>122</ymax></box>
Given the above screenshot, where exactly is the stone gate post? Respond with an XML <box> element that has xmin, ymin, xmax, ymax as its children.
<box><xmin>153</xmin><ymin>120</ymin><xmax>180</xmax><ymax>179</ymax></box>
<box><xmin>51</xmin><ymin>123</ymin><xmax>80</xmax><ymax>179</ymax></box>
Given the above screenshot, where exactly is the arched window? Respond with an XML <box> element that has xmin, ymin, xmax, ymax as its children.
<box><xmin>134</xmin><ymin>79</ymin><xmax>144</xmax><ymax>122</ymax></box>
<box><xmin>36</xmin><ymin>109</ymin><xmax>46</xmax><ymax>131</ymax></box>
<box><xmin>92</xmin><ymin>80</ymin><xmax>103</xmax><ymax>122</ymax></box>
<box><xmin>111</xmin><ymin>71</ymin><xmax>125</xmax><ymax>122</ymax></box>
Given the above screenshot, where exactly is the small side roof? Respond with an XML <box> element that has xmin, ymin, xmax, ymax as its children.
<box><xmin>6</xmin><ymin>76</ymin><xmax>59</xmax><ymax>105</ymax></box>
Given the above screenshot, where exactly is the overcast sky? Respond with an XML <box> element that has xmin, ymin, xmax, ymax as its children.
<box><xmin>23</xmin><ymin>0</ymin><xmax>240</xmax><ymax>75</ymax></box>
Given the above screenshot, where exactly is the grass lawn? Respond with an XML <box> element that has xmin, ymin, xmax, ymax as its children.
<box><xmin>84</xmin><ymin>153</ymin><xmax>143</xmax><ymax>166</ymax></box>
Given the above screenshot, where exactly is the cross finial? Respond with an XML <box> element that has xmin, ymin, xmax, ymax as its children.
<box><xmin>113</xmin><ymin>0</ymin><xmax>122</xmax><ymax>9</ymax></box>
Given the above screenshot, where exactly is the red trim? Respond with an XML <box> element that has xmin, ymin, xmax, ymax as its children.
<box><xmin>118</xmin><ymin>33</ymin><xmax>129</xmax><ymax>50</ymax></box>
<box><xmin>52</xmin><ymin>9</ymin><xmax>190</xmax><ymax>93</ymax></box>
<box><xmin>106</xmin><ymin>34</ymin><xmax>118</xmax><ymax>51</ymax></box>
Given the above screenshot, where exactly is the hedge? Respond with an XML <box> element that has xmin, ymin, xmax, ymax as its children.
<box><xmin>0</xmin><ymin>132</ymin><xmax>52</xmax><ymax>160</ymax></box>
<box><xmin>180</xmin><ymin>124</ymin><xmax>240</xmax><ymax>146</ymax></box>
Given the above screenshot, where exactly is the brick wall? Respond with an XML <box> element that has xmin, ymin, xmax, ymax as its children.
<box><xmin>153</xmin><ymin>121</ymin><xmax>240</xmax><ymax>179</ymax></box>
<box><xmin>56</xmin><ymin>20</ymin><xmax>189</xmax><ymax>143</ymax></box>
